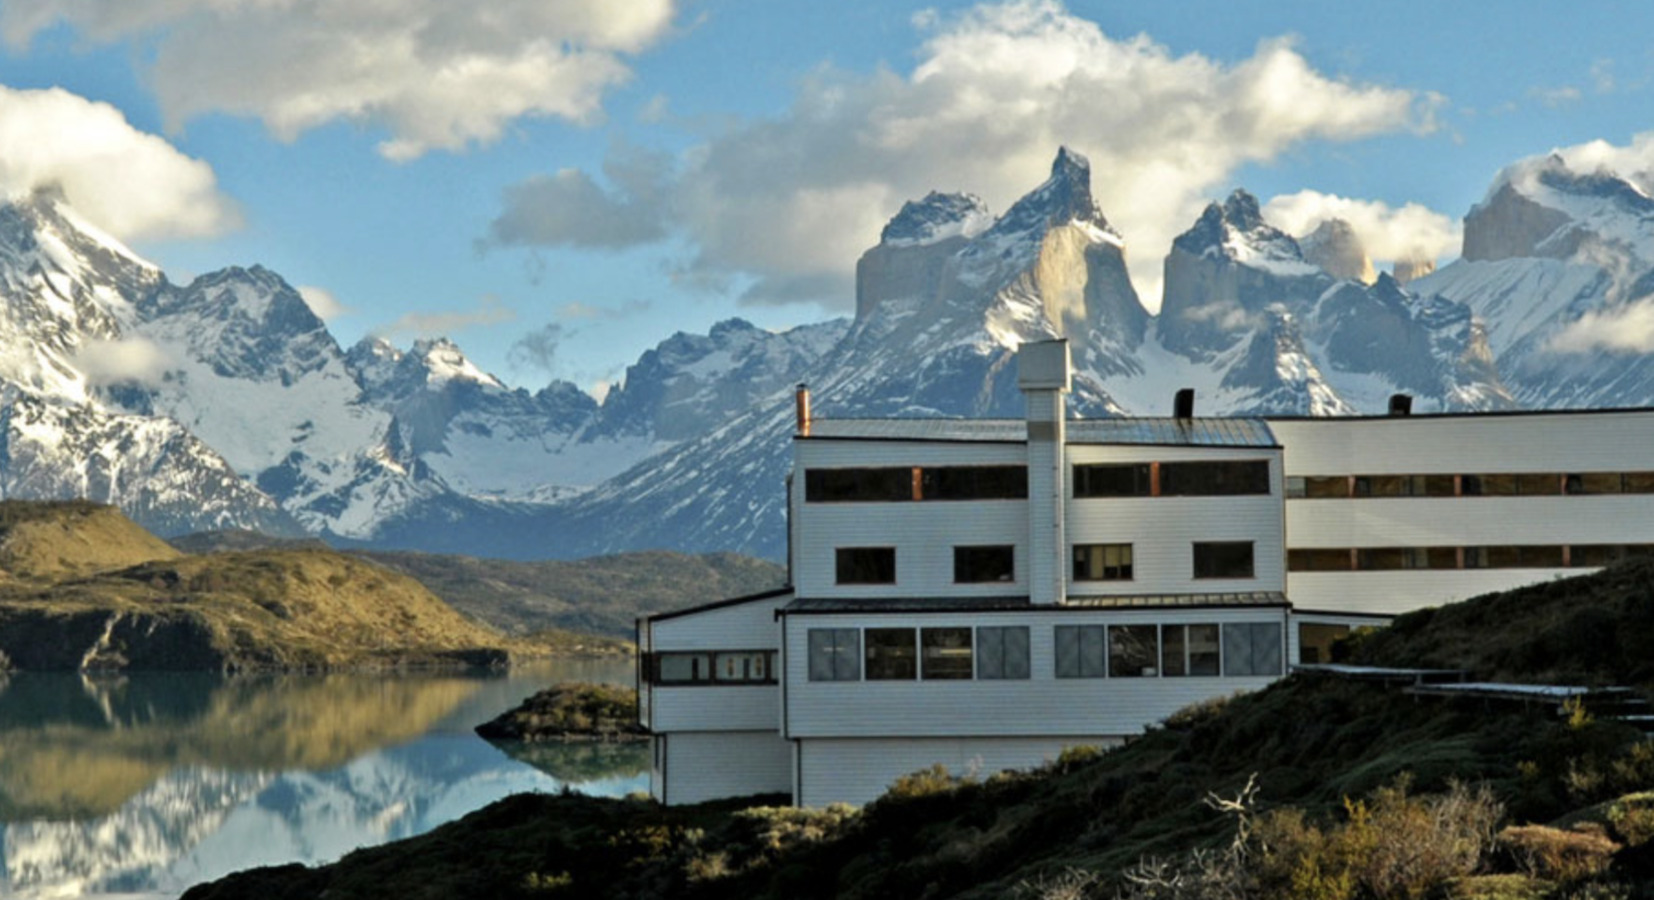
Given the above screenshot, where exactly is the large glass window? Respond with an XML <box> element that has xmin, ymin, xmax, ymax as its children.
<box><xmin>1298</xmin><ymin>623</ymin><xmax>1352</xmax><ymax>665</ymax></box>
<box><xmin>1288</xmin><ymin>549</ymin><xmax>1353</xmax><ymax>571</ymax></box>
<box><xmin>1222</xmin><ymin>622</ymin><xmax>1283</xmax><ymax>677</ymax></box>
<box><xmin>865</xmin><ymin>628</ymin><xmax>918</xmax><ymax>680</ymax></box>
<box><xmin>921</xmin><ymin>628</ymin><xmax>973</xmax><ymax>680</ymax></box>
<box><xmin>807</xmin><ymin>629</ymin><xmax>860</xmax><ymax>681</ymax></box>
<box><xmin>955</xmin><ymin>545</ymin><xmax>1015</xmax><ymax>583</ymax></box>
<box><xmin>1162</xmin><ymin>624</ymin><xmax>1220</xmax><ymax>676</ymax></box>
<box><xmin>921</xmin><ymin>466</ymin><xmax>1028</xmax><ymax>500</ymax></box>
<box><xmin>805</xmin><ymin>468</ymin><xmax>912</xmax><ymax>502</ymax></box>
<box><xmin>836</xmin><ymin>547</ymin><xmax>896</xmax><ymax>584</ymax></box>
<box><xmin>1054</xmin><ymin>625</ymin><xmax>1107</xmax><ymax>678</ymax></box>
<box><xmin>715</xmin><ymin>651</ymin><xmax>773</xmax><ymax>683</ymax></box>
<box><xmin>655</xmin><ymin>652</ymin><xmax>711</xmax><ymax>683</ymax></box>
<box><xmin>1160</xmin><ymin>461</ymin><xmax>1270</xmax><ymax>496</ymax></box>
<box><xmin>1193</xmin><ymin>542</ymin><xmax>1255</xmax><ymax>579</ymax></box>
<box><xmin>977</xmin><ymin>626</ymin><xmax>1030</xmax><ymax>680</ymax></box>
<box><xmin>1073</xmin><ymin>464</ymin><xmax>1151</xmax><ymax>498</ymax></box>
<box><xmin>1074</xmin><ymin>543</ymin><xmax>1133</xmax><ymax>581</ymax></box>
<box><xmin>1109</xmin><ymin>625</ymin><xmax>1159</xmax><ymax>677</ymax></box>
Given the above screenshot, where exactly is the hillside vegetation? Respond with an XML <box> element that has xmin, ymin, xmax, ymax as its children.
<box><xmin>185</xmin><ymin>559</ymin><xmax>1654</xmax><ymax>899</ymax></box>
<box><xmin>0</xmin><ymin>501</ymin><xmax>538</xmax><ymax>671</ymax></box>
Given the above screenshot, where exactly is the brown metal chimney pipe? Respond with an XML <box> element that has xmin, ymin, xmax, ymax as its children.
<box><xmin>795</xmin><ymin>384</ymin><xmax>811</xmax><ymax>436</ymax></box>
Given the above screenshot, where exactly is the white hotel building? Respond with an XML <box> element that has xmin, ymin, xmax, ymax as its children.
<box><xmin>637</xmin><ymin>340</ymin><xmax>1654</xmax><ymax>808</ymax></box>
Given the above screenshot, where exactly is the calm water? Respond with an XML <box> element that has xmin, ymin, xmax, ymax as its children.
<box><xmin>0</xmin><ymin>658</ymin><xmax>645</xmax><ymax>899</ymax></box>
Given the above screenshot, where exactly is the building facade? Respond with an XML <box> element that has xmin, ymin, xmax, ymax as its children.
<box><xmin>639</xmin><ymin>340</ymin><xmax>1654</xmax><ymax>807</ymax></box>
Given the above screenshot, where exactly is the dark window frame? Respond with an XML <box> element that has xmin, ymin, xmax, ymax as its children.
<box><xmin>1193</xmin><ymin>541</ymin><xmax>1255</xmax><ymax>579</ymax></box>
<box><xmin>954</xmin><ymin>545</ymin><xmax>1016</xmax><ymax>583</ymax></box>
<box><xmin>1073</xmin><ymin>543</ymin><xmax>1134</xmax><ymax>581</ymax></box>
<box><xmin>836</xmin><ymin>546</ymin><xmax>896</xmax><ymax>585</ymax></box>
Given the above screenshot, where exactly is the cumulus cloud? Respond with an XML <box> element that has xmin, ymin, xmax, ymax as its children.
<box><xmin>486</xmin><ymin>170</ymin><xmax>666</xmax><ymax>249</ymax></box>
<box><xmin>1549</xmin><ymin>299</ymin><xmax>1654</xmax><ymax>354</ymax></box>
<box><xmin>557</xmin><ymin>299</ymin><xmax>652</xmax><ymax>320</ymax></box>
<box><xmin>374</xmin><ymin>296</ymin><xmax>516</xmax><ymax>338</ymax></box>
<box><xmin>1547</xmin><ymin>130</ymin><xmax>1654</xmax><ymax>193</ymax></box>
<box><xmin>1263</xmin><ymin>190</ymin><xmax>1462</xmax><ymax>265</ymax></box>
<box><xmin>71</xmin><ymin>337</ymin><xmax>174</xmax><ymax>387</ymax></box>
<box><xmin>297</xmin><ymin>285</ymin><xmax>348</xmax><ymax>321</ymax></box>
<box><xmin>485</xmin><ymin>0</ymin><xmax>1436</xmax><ymax>310</ymax></box>
<box><xmin>1</xmin><ymin>0</ymin><xmax>677</xmax><ymax>160</ymax></box>
<box><xmin>0</xmin><ymin>85</ymin><xmax>237</xmax><ymax>241</ymax></box>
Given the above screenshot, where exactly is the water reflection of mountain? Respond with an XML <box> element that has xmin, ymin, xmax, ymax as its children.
<box><xmin>0</xmin><ymin>663</ymin><xmax>645</xmax><ymax>899</ymax></box>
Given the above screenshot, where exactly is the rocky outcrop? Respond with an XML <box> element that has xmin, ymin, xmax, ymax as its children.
<box><xmin>1300</xmin><ymin>218</ymin><xmax>1376</xmax><ymax>283</ymax></box>
<box><xmin>1392</xmin><ymin>258</ymin><xmax>1437</xmax><ymax>284</ymax></box>
<box><xmin>1461</xmin><ymin>181</ymin><xmax>1574</xmax><ymax>261</ymax></box>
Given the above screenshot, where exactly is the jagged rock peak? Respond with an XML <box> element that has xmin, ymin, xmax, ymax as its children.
<box><xmin>1299</xmin><ymin>218</ymin><xmax>1376</xmax><ymax>283</ymax></box>
<box><xmin>879</xmin><ymin>192</ymin><xmax>992</xmax><ymax>247</ymax></box>
<box><xmin>984</xmin><ymin>146</ymin><xmax>1118</xmax><ymax>242</ymax></box>
<box><xmin>1173</xmin><ymin>189</ymin><xmax>1309</xmax><ymax>270</ymax></box>
<box><xmin>1392</xmin><ymin>257</ymin><xmax>1436</xmax><ymax>284</ymax></box>
<box><xmin>405</xmin><ymin>337</ymin><xmax>503</xmax><ymax>388</ymax></box>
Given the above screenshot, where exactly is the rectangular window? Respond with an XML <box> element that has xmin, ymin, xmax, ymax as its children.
<box><xmin>714</xmin><ymin>651</ymin><xmax>775</xmax><ymax>683</ymax></box>
<box><xmin>1160</xmin><ymin>460</ymin><xmax>1270</xmax><ymax>496</ymax></box>
<box><xmin>1516</xmin><ymin>545</ymin><xmax>1565</xmax><ymax>567</ymax></box>
<box><xmin>805</xmin><ymin>468</ymin><xmax>912</xmax><ymax>503</ymax></box>
<box><xmin>655</xmin><ymin>652</ymin><xmax>711</xmax><ymax>683</ymax></box>
<box><xmin>1161</xmin><ymin>624</ymin><xmax>1220</xmax><ymax>676</ymax></box>
<box><xmin>1109</xmin><ymin>625</ymin><xmax>1159</xmax><ymax>677</ymax></box>
<box><xmin>1567</xmin><ymin>473</ymin><xmax>1624</xmax><ymax>495</ymax></box>
<box><xmin>1298</xmin><ymin>623</ymin><xmax>1352</xmax><ymax>665</ymax></box>
<box><xmin>921</xmin><ymin>466</ymin><xmax>1028</xmax><ymax>500</ymax></box>
<box><xmin>977</xmin><ymin>626</ymin><xmax>1031</xmax><ymax>680</ymax></box>
<box><xmin>865</xmin><ymin>628</ymin><xmax>918</xmax><ymax>680</ymax></box>
<box><xmin>1222</xmin><ymin>622</ymin><xmax>1283</xmax><ymax>677</ymax></box>
<box><xmin>807</xmin><ymin>629</ymin><xmax>860</xmax><ymax>681</ymax></box>
<box><xmin>1304</xmin><ymin>476</ymin><xmax>1351</xmax><ymax>498</ymax></box>
<box><xmin>1354</xmin><ymin>474</ymin><xmax>1411</xmax><ymax>497</ymax></box>
<box><xmin>1074</xmin><ymin>543</ymin><xmax>1133</xmax><ymax>581</ymax></box>
<box><xmin>1288</xmin><ymin>549</ymin><xmax>1353</xmax><ymax>571</ymax></box>
<box><xmin>1073</xmin><ymin>463</ymin><xmax>1151</xmax><ymax>498</ymax></box>
<box><xmin>955</xmin><ymin>545</ymin><xmax>1015</xmax><ymax>583</ymax></box>
<box><xmin>1462</xmin><ymin>474</ymin><xmax>1517</xmax><ymax>496</ymax></box>
<box><xmin>1054</xmin><ymin>624</ymin><xmax>1106</xmax><ymax>678</ymax></box>
<box><xmin>921</xmin><ymin>627</ymin><xmax>973</xmax><ymax>680</ymax></box>
<box><xmin>1626</xmin><ymin>473</ymin><xmax>1654</xmax><ymax>493</ymax></box>
<box><xmin>1517</xmin><ymin>473</ymin><xmax>1562</xmax><ymax>495</ymax></box>
<box><xmin>836</xmin><ymin>547</ymin><xmax>896</xmax><ymax>584</ymax></box>
<box><xmin>1193</xmin><ymin>542</ymin><xmax>1255</xmax><ymax>579</ymax></box>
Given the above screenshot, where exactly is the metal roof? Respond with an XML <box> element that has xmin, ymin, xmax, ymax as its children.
<box><xmin>804</xmin><ymin>416</ymin><xmax>1277</xmax><ymax>448</ymax></box>
<box><xmin>781</xmin><ymin>591</ymin><xmax>1288</xmax><ymax>614</ymax></box>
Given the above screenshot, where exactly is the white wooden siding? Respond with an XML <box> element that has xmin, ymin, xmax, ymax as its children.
<box><xmin>1271</xmin><ymin>412</ymin><xmax>1654</xmax><ymax>474</ymax></box>
<box><xmin>796</xmin><ymin>736</ymin><xmax>1122</xmax><ymax>808</ymax></box>
<box><xmin>650</xmin><ymin>684</ymin><xmax>780</xmax><ymax>732</ymax></box>
<box><xmin>1288</xmin><ymin>569</ymin><xmax>1588</xmax><ymax>616</ymax></box>
<box><xmin>648</xmin><ymin>593</ymin><xmax>789</xmax><ymax>651</ymax></box>
<box><xmin>656</xmin><ymin>731</ymin><xmax>792</xmax><ymax>806</ymax></box>
<box><xmin>782</xmin><ymin>608</ymin><xmax>1283</xmax><ymax>739</ymax></box>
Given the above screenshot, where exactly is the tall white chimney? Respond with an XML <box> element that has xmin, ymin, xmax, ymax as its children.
<box><xmin>1017</xmin><ymin>340</ymin><xmax>1071</xmax><ymax>606</ymax></box>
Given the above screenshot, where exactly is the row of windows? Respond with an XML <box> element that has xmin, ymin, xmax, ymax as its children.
<box><xmin>1074</xmin><ymin>461</ymin><xmax>1270</xmax><ymax>498</ymax></box>
<box><xmin>1287</xmin><ymin>472</ymin><xmax>1654</xmax><ymax>499</ymax></box>
<box><xmin>836</xmin><ymin>542</ymin><xmax>1257</xmax><ymax>585</ymax></box>
<box><xmin>1288</xmin><ymin>544</ymin><xmax>1654</xmax><ymax>572</ymax></box>
<box><xmin>805</xmin><ymin>466</ymin><xmax>1027</xmax><ymax>503</ymax></box>
<box><xmin>645</xmin><ymin>650</ymin><xmax>778</xmax><ymax>685</ymax></box>
<box><xmin>804</xmin><ymin>461</ymin><xmax>1272</xmax><ymax>504</ymax></box>
<box><xmin>807</xmin><ymin>621</ymin><xmax>1283</xmax><ymax>682</ymax></box>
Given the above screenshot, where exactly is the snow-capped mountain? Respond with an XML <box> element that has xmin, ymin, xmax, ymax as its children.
<box><xmin>1413</xmin><ymin>150</ymin><xmax>1654</xmax><ymax>408</ymax></box>
<box><xmin>3</xmin><ymin>143</ymin><xmax>1654</xmax><ymax>560</ymax></box>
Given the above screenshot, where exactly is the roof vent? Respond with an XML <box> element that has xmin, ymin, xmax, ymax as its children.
<box><xmin>1173</xmin><ymin>388</ymin><xmax>1195</xmax><ymax>419</ymax></box>
<box><xmin>1387</xmin><ymin>393</ymin><xmax>1413</xmax><ymax>417</ymax></box>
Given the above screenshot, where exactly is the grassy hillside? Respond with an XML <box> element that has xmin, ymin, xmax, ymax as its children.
<box><xmin>351</xmin><ymin>549</ymin><xmax>787</xmax><ymax>638</ymax></box>
<box><xmin>184</xmin><ymin>560</ymin><xmax>1654</xmax><ymax>899</ymax></box>
<box><xmin>0</xmin><ymin>501</ymin><xmax>547</xmax><ymax>671</ymax></box>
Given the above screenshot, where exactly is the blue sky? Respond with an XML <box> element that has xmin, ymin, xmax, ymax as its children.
<box><xmin>0</xmin><ymin>0</ymin><xmax>1650</xmax><ymax>396</ymax></box>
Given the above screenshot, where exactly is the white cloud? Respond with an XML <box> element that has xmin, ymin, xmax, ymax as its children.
<box><xmin>486</xmin><ymin>169</ymin><xmax>667</xmax><ymax>249</ymax></box>
<box><xmin>297</xmin><ymin>285</ymin><xmax>348</xmax><ymax>321</ymax></box>
<box><xmin>1263</xmin><ymin>190</ymin><xmax>1462</xmax><ymax>265</ymax></box>
<box><xmin>0</xmin><ymin>85</ymin><xmax>237</xmax><ymax>241</ymax></box>
<box><xmin>487</xmin><ymin>0</ymin><xmax>1436</xmax><ymax>310</ymax></box>
<box><xmin>557</xmin><ymin>299</ymin><xmax>652</xmax><ymax>320</ymax></box>
<box><xmin>374</xmin><ymin>296</ymin><xmax>516</xmax><ymax>338</ymax></box>
<box><xmin>1548</xmin><ymin>131</ymin><xmax>1654</xmax><ymax>194</ymax></box>
<box><xmin>71</xmin><ymin>336</ymin><xmax>174</xmax><ymax>387</ymax></box>
<box><xmin>1549</xmin><ymin>299</ymin><xmax>1654</xmax><ymax>354</ymax></box>
<box><xmin>1</xmin><ymin>0</ymin><xmax>677</xmax><ymax>160</ymax></box>
<box><xmin>1529</xmin><ymin>85</ymin><xmax>1583</xmax><ymax>108</ymax></box>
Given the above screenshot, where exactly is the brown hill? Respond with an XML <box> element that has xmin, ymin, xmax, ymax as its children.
<box><xmin>0</xmin><ymin>500</ymin><xmax>181</xmax><ymax>579</ymax></box>
<box><xmin>0</xmin><ymin>501</ymin><xmax>526</xmax><ymax>671</ymax></box>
